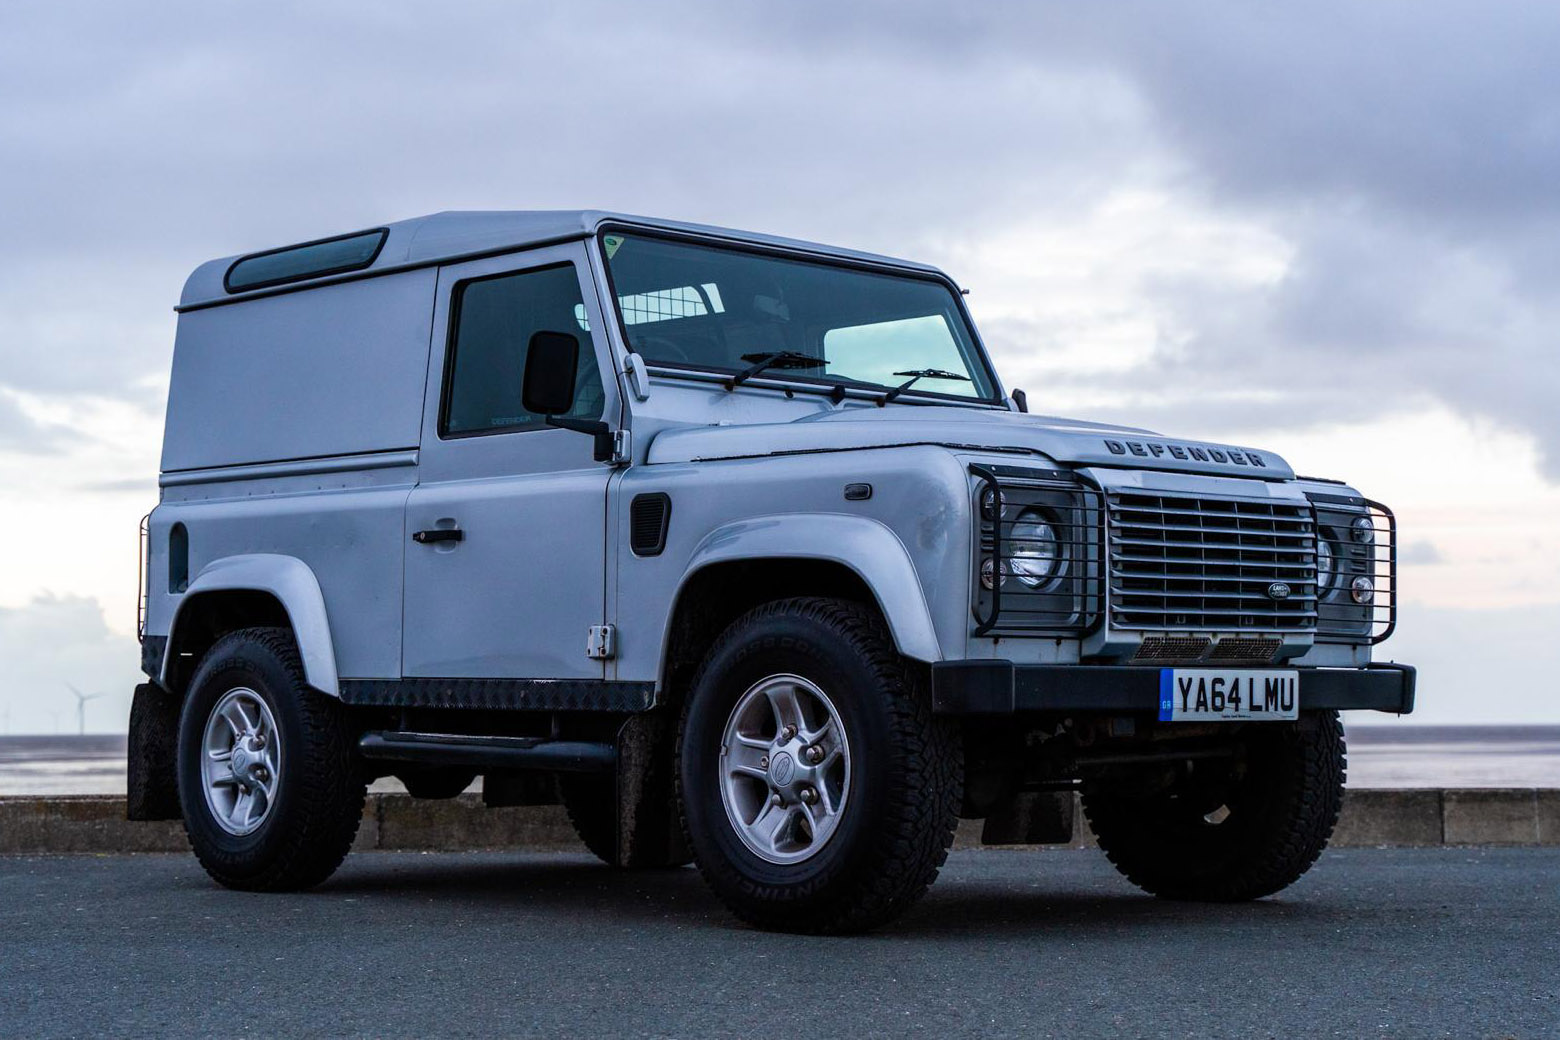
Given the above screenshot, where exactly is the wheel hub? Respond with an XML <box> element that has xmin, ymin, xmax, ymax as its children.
<box><xmin>229</xmin><ymin>737</ymin><xmax>268</xmax><ymax>788</ymax></box>
<box><xmin>768</xmin><ymin>749</ymin><xmax>796</xmax><ymax>788</ymax></box>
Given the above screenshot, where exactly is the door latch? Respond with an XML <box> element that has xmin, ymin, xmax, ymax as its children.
<box><xmin>586</xmin><ymin>624</ymin><xmax>617</xmax><ymax>660</ymax></box>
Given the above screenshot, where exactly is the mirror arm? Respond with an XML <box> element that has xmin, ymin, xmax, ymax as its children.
<box><xmin>544</xmin><ymin>414</ymin><xmax>615</xmax><ymax>462</ymax></box>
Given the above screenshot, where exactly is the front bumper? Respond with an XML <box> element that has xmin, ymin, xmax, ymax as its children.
<box><xmin>930</xmin><ymin>661</ymin><xmax>1415</xmax><ymax>716</ymax></box>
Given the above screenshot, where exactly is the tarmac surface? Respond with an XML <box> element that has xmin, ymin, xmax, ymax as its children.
<box><xmin>1</xmin><ymin>848</ymin><xmax>1556</xmax><ymax>1038</ymax></box>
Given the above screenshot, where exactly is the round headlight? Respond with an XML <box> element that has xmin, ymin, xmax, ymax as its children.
<box><xmin>1316</xmin><ymin>538</ymin><xmax>1335</xmax><ymax>596</ymax></box>
<box><xmin>1350</xmin><ymin>515</ymin><xmax>1375</xmax><ymax>543</ymax></box>
<box><xmin>980</xmin><ymin>556</ymin><xmax>1005</xmax><ymax>590</ymax></box>
<box><xmin>980</xmin><ymin>487</ymin><xmax>1001</xmax><ymax>521</ymax></box>
<box><xmin>1009</xmin><ymin>512</ymin><xmax>1060</xmax><ymax>588</ymax></box>
<box><xmin>1350</xmin><ymin>576</ymin><xmax>1375</xmax><ymax>604</ymax></box>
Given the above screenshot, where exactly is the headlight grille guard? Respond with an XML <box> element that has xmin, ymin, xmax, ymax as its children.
<box><xmin>1308</xmin><ymin>493</ymin><xmax>1398</xmax><ymax>645</ymax></box>
<box><xmin>969</xmin><ymin>464</ymin><xmax>1107</xmax><ymax>637</ymax></box>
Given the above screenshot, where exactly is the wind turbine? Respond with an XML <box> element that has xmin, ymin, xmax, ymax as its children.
<box><xmin>66</xmin><ymin>684</ymin><xmax>104</xmax><ymax>737</ymax></box>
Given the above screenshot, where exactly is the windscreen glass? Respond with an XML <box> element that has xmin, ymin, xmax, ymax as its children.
<box><xmin>601</xmin><ymin>233</ymin><xmax>997</xmax><ymax>401</ymax></box>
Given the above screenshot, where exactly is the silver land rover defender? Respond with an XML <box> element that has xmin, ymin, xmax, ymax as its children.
<box><xmin>129</xmin><ymin>212</ymin><xmax>1412</xmax><ymax>933</ymax></box>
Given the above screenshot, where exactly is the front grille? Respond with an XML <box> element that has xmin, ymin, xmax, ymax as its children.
<box><xmin>1107</xmin><ymin>492</ymin><xmax>1317</xmax><ymax>632</ymax></box>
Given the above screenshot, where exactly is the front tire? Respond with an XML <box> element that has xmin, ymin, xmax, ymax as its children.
<box><xmin>1081</xmin><ymin>711</ymin><xmax>1346</xmax><ymax>901</ymax></box>
<box><xmin>677</xmin><ymin>598</ymin><xmax>961</xmax><ymax>934</ymax></box>
<box><xmin>177</xmin><ymin>627</ymin><xmax>366</xmax><ymax>891</ymax></box>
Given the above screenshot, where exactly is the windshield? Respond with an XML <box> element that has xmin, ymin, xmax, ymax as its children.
<box><xmin>598</xmin><ymin>233</ymin><xmax>998</xmax><ymax>402</ymax></box>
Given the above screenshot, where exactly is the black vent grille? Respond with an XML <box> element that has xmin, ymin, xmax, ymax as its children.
<box><xmin>1131</xmin><ymin>636</ymin><xmax>1213</xmax><ymax>662</ymax></box>
<box><xmin>1206</xmin><ymin>637</ymin><xmax>1282</xmax><ymax>662</ymax></box>
<box><xmin>1107</xmin><ymin>493</ymin><xmax>1317</xmax><ymax>632</ymax></box>
<box><xmin>629</xmin><ymin>493</ymin><xmax>671</xmax><ymax>557</ymax></box>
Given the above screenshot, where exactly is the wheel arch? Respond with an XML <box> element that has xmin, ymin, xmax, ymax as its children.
<box><xmin>162</xmin><ymin>554</ymin><xmax>340</xmax><ymax>698</ymax></box>
<box><xmin>658</xmin><ymin>514</ymin><xmax>941</xmax><ymax>703</ymax></box>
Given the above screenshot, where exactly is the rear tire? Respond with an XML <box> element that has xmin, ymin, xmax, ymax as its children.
<box><xmin>1081</xmin><ymin>711</ymin><xmax>1346</xmax><ymax>901</ymax></box>
<box><xmin>177</xmin><ymin>627</ymin><xmax>365</xmax><ymax>891</ymax></box>
<box><xmin>677</xmin><ymin>597</ymin><xmax>961</xmax><ymax>934</ymax></box>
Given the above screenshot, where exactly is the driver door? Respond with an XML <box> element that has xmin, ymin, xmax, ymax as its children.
<box><xmin>402</xmin><ymin>243</ymin><xmax>619</xmax><ymax>681</ymax></box>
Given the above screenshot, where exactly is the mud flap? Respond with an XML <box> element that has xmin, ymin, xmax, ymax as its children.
<box><xmin>980</xmin><ymin>790</ymin><xmax>1076</xmax><ymax>846</ymax></box>
<box><xmin>127</xmin><ymin>683</ymin><xmax>181</xmax><ymax>821</ymax></box>
<box><xmin>615</xmin><ymin>713</ymin><xmax>689</xmax><ymax>868</ymax></box>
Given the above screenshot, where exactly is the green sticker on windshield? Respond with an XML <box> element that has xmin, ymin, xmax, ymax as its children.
<box><xmin>603</xmin><ymin>235</ymin><xmax>624</xmax><ymax>259</ymax></box>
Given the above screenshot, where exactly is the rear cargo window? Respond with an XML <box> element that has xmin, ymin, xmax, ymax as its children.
<box><xmin>224</xmin><ymin>229</ymin><xmax>388</xmax><ymax>293</ymax></box>
<box><xmin>441</xmin><ymin>264</ymin><xmax>605</xmax><ymax>436</ymax></box>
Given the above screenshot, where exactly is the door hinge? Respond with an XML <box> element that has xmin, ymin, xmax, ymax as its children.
<box><xmin>609</xmin><ymin>429</ymin><xmax>631</xmax><ymax>466</ymax></box>
<box><xmin>586</xmin><ymin>624</ymin><xmax>617</xmax><ymax>660</ymax></box>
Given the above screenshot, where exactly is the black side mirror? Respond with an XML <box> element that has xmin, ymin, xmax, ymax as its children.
<box><xmin>1011</xmin><ymin>388</ymin><xmax>1029</xmax><ymax>414</ymax></box>
<box><xmin>521</xmin><ymin>331</ymin><xmax>581</xmax><ymax>416</ymax></box>
<box><xmin>521</xmin><ymin>330</ymin><xmax>617</xmax><ymax>462</ymax></box>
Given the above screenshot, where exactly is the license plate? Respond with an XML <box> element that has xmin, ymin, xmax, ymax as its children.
<box><xmin>1158</xmin><ymin>669</ymin><xmax>1299</xmax><ymax>722</ymax></box>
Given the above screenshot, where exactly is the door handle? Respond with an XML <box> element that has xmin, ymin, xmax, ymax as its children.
<box><xmin>412</xmin><ymin>528</ymin><xmax>464</xmax><ymax>545</ymax></box>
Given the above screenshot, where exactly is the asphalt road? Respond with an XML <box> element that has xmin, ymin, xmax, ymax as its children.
<box><xmin>1</xmin><ymin>848</ymin><xmax>1556</xmax><ymax>1039</ymax></box>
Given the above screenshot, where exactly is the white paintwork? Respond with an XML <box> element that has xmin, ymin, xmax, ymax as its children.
<box><xmin>165</xmin><ymin>554</ymin><xmax>340</xmax><ymax>695</ymax></box>
<box><xmin>678</xmin><ymin>514</ymin><xmax>944</xmax><ymax>663</ymax></box>
<box><xmin>648</xmin><ymin>407</ymin><xmax>1294</xmax><ymax>481</ymax></box>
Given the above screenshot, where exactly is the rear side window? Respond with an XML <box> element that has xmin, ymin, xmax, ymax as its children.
<box><xmin>441</xmin><ymin>264</ymin><xmax>605</xmax><ymax>436</ymax></box>
<box><xmin>224</xmin><ymin>229</ymin><xmax>388</xmax><ymax>292</ymax></box>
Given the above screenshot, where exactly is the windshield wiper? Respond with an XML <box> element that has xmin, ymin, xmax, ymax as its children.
<box><xmin>880</xmin><ymin>368</ymin><xmax>971</xmax><ymax>404</ymax></box>
<box><xmin>725</xmin><ymin>350</ymin><xmax>828</xmax><ymax>390</ymax></box>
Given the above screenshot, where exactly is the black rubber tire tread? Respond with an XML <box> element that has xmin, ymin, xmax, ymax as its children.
<box><xmin>1081</xmin><ymin>710</ymin><xmax>1346</xmax><ymax>901</ymax></box>
<box><xmin>178</xmin><ymin>627</ymin><xmax>366</xmax><ymax>892</ymax></box>
<box><xmin>676</xmin><ymin>597</ymin><xmax>962</xmax><ymax>934</ymax></box>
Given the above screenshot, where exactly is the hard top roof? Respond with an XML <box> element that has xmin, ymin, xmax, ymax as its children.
<box><xmin>179</xmin><ymin>210</ymin><xmax>947</xmax><ymax>310</ymax></box>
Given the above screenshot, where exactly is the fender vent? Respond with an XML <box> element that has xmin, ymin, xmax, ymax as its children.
<box><xmin>630</xmin><ymin>493</ymin><xmax>671</xmax><ymax>557</ymax></box>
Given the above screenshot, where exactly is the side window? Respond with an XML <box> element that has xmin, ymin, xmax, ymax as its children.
<box><xmin>441</xmin><ymin>264</ymin><xmax>606</xmax><ymax>436</ymax></box>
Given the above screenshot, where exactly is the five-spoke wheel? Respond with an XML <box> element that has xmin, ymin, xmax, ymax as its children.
<box><xmin>201</xmin><ymin>687</ymin><xmax>281</xmax><ymax>836</ymax></box>
<box><xmin>720</xmin><ymin>674</ymin><xmax>850</xmax><ymax>864</ymax></box>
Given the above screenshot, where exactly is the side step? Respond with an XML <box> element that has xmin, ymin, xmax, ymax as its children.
<box><xmin>357</xmin><ymin>731</ymin><xmax>616</xmax><ymax>773</ymax></box>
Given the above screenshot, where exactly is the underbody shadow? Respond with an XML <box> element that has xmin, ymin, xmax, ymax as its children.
<box><xmin>295</xmin><ymin>849</ymin><xmax>1328</xmax><ymax>939</ymax></box>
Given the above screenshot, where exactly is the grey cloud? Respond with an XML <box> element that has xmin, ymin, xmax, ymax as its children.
<box><xmin>1</xmin><ymin>0</ymin><xmax>1557</xmax><ymax>476</ymax></box>
<box><xmin>0</xmin><ymin>1</ymin><xmax>1148</xmax><ymax>403</ymax></box>
<box><xmin>1401</xmin><ymin>541</ymin><xmax>1445</xmax><ymax>566</ymax></box>
<box><xmin>0</xmin><ymin>391</ymin><xmax>72</xmax><ymax>453</ymax></box>
<box><xmin>0</xmin><ymin>595</ymin><xmax>139</xmax><ymax>734</ymax></box>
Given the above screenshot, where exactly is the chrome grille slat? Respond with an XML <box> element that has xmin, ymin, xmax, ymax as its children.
<box><xmin>1107</xmin><ymin>491</ymin><xmax>1317</xmax><ymax>632</ymax></box>
<box><xmin>1110</xmin><ymin>555</ymin><xmax>1316</xmax><ymax>572</ymax></box>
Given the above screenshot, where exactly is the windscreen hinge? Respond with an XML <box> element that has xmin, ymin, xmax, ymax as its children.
<box><xmin>609</xmin><ymin>429</ymin><xmax>631</xmax><ymax>467</ymax></box>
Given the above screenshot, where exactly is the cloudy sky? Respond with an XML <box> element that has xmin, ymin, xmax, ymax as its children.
<box><xmin>2</xmin><ymin>1</ymin><xmax>1557</xmax><ymax>732</ymax></box>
